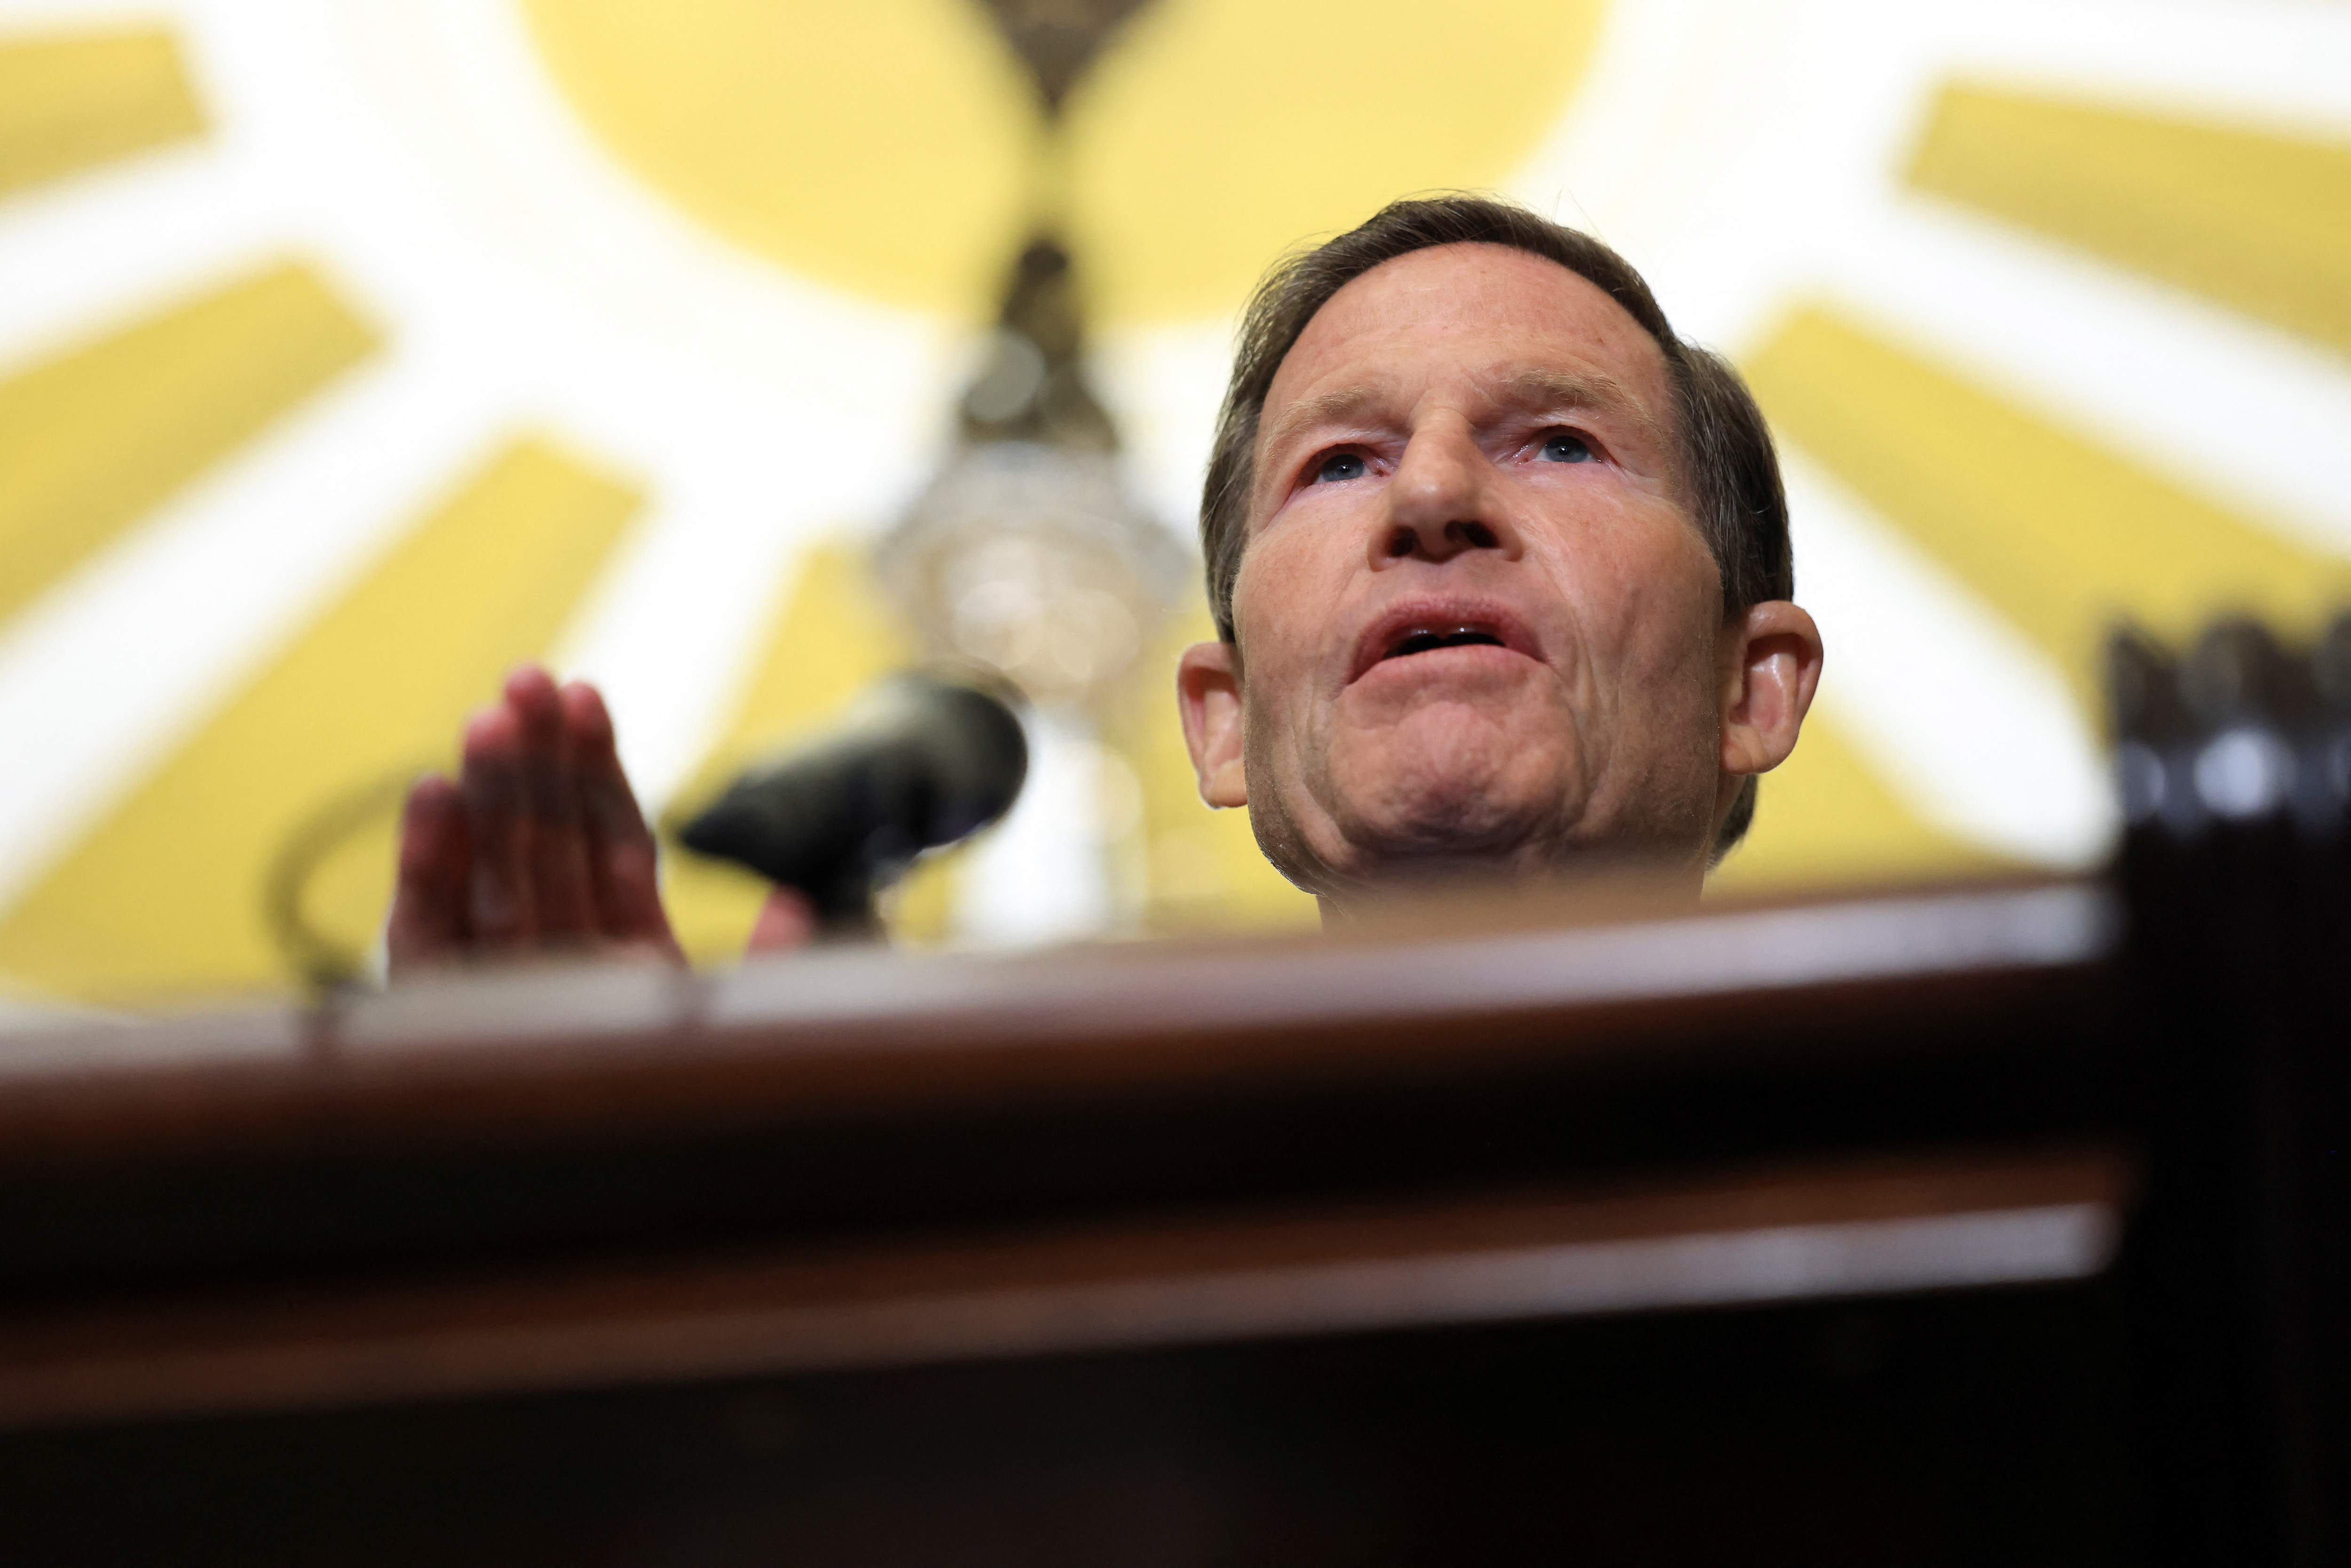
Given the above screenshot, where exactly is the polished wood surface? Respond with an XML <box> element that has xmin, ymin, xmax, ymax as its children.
<box><xmin>0</xmin><ymin>877</ymin><xmax>2109</xmax><ymax>1153</ymax></box>
<box><xmin>0</xmin><ymin>872</ymin><xmax>2258</xmax><ymax>1564</ymax></box>
<box><xmin>0</xmin><ymin>1147</ymin><xmax>2126</xmax><ymax>1428</ymax></box>
<box><xmin>0</xmin><ymin>878</ymin><xmax>2125</xmax><ymax>1438</ymax></box>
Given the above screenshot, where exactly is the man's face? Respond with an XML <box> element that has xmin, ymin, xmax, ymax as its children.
<box><xmin>1192</xmin><ymin>243</ymin><xmax>1734</xmax><ymax>893</ymax></box>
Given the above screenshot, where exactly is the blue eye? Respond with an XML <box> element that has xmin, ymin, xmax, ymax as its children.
<box><xmin>1540</xmin><ymin>433</ymin><xmax>1593</xmax><ymax>464</ymax></box>
<box><xmin>1315</xmin><ymin>451</ymin><xmax>1366</xmax><ymax>483</ymax></box>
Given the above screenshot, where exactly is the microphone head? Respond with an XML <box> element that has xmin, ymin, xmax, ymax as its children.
<box><xmin>676</xmin><ymin>671</ymin><xmax>1027</xmax><ymax>919</ymax></box>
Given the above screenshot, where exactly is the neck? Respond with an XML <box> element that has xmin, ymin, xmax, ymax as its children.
<box><xmin>1315</xmin><ymin>853</ymin><xmax>1706</xmax><ymax>934</ymax></box>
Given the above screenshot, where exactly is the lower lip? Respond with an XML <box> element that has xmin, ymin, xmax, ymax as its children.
<box><xmin>1352</xmin><ymin>643</ymin><xmax>1538</xmax><ymax>687</ymax></box>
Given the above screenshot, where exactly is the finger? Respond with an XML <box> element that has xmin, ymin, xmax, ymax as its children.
<box><xmin>387</xmin><ymin>774</ymin><xmax>470</xmax><ymax>975</ymax></box>
<box><xmin>506</xmin><ymin>665</ymin><xmax>594</xmax><ymax>941</ymax></box>
<box><xmin>747</xmin><ymin>887</ymin><xmax>816</xmax><ymax>955</ymax></box>
<box><xmin>460</xmin><ymin>701</ymin><xmax>535</xmax><ymax>950</ymax></box>
<box><xmin>561</xmin><ymin>679</ymin><xmax>679</xmax><ymax>954</ymax></box>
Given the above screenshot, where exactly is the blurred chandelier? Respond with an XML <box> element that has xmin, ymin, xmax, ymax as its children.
<box><xmin>876</xmin><ymin>0</ymin><xmax>1183</xmax><ymax>712</ymax></box>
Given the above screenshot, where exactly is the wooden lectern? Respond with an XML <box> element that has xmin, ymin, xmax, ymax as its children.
<box><xmin>0</xmin><ymin>628</ymin><xmax>2343</xmax><ymax>1564</ymax></box>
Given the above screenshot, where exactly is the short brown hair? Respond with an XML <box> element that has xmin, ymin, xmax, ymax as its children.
<box><xmin>1197</xmin><ymin>194</ymin><xmax>1792</xmax><ymax>856</ymax></box>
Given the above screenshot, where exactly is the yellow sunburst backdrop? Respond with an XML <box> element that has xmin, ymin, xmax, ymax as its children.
<box><xmin>0</xmin><ymin>0</ymin><xmax>2344</xmax><ymax>1013</ymax></box>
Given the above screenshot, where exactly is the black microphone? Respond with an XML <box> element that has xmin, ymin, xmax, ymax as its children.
<box><xmin>676</xmin><ymin>671</ymin><xmax>1028</xmax><ymax>933</ymax></box>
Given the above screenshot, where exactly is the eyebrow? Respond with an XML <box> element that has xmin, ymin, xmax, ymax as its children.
<box><xmin>1258</xmin><ymin>367</ymin><xmax>1669</xmax><ymax>465</ymax></box>
<box><xmin>1493</xmin><ymin>368</ymin><xmax>1669</xmax><ymax>445</ymax></box>
<box><xmin>1259</xmin><ymin>383</ymin><xmax>1391</xmax><ymax>463</ymax></box>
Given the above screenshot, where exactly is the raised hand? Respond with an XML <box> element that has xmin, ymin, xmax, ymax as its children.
<box><xmin>388</xmin><ymin>666</ymin><xmax>680</xmax><ymax>974</ymax></box>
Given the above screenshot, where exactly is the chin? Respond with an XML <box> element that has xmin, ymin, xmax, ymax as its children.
<box><xmin>1325</xmin><ymin>724</ymin><xmax>1579</xmax><ymax>871</ymax></box>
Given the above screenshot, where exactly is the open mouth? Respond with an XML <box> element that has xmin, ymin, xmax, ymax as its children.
<box><xmin>1384</xmin><ymin>627</ymin><xmax>1508</xmax><ymax>661</ymax></box>
<box><xmin>1349</xmin><ymin>600</ymin><xmax>1541</xmax><ymax>684</ymax></box>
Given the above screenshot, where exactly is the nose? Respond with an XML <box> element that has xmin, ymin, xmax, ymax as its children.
<box><xmin>1376</xmin><ymin>420</ymin><xmax>1522</xmax><ymax>566</ymax></box>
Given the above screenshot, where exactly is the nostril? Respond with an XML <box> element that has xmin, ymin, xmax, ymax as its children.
<box><xmin>1384</xmin><ymin>526</ymin><xmax>1417</xmax><ymax>559</ymax></box>
<box><xmin>1452</xmin><ymin>520</ymin><xmax>1499</xmax><ymax>549</ymax></box>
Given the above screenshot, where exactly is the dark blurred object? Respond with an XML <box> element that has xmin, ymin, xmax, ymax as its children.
<box><xmin>677</xmin><ymin>670</ymin><xmax>1026</xmax><ymax>933</ymax></box>
<box><xmin>972</xmin><ymin>0</ymin><xmax>1154</xmax><ymax>116</ymax></box>
<box><xmin>957</xmin><ymin>238</ymin><xmax>1114</xmax><ymax>452</ymax></box>
<box><xmin>2110</xmin><ymin>614</ymin><xmax>2351</xmax><ymax>1567</ymax></box>
<box><xmin>263</xmin><ymin>766</ymin><xmax>428</xmax><ymax>993</ymax></box>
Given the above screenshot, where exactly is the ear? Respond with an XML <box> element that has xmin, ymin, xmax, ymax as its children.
<box><xmin>1718</xmin><ymin>600</ymin><xmax>1823</xmax><ymax>778</ymax></box>
<box><xmin>1176</xmin><ymin>641</ymin><xmax>1248</xmax><ymax>808</ymax></box>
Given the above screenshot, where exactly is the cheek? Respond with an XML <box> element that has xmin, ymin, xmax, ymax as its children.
<box><xmin>1230</xmin><ymin>524</ymin><xmax>1349</xmax><ymax>705</ymax></box>
<box><xmin>1557</xmin><ymin>515</ymin><xmax>1722</xmax><ymax>698</ymax></box>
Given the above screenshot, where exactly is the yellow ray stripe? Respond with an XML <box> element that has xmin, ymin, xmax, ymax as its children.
<box><xmin>659</xmin><ymin>541</ymin><xmax>916</xmax><ymax>963</ymax></box>
<box><xmin>1744</xmin><ymin>307</ymin><xmax>2347</xmax><ymax>693</ymax></box>
<box><xmin>0</xmin><ymin>29</ymin><xmax>205</xmax><ymax>200</ymax></box>
<box><xmin>1907</xmin><ymin>83</ymin><xmax>2351</xmax><ymax>357</ymax></box>
<box><xmin>0</xmin><ymin>438</ymin><xmax>641</xmax><ymax>1004</ymax></box>
<box><xmin>0</xmin><ymin>261</ymin><xmax>378</xmax><ymax>627</ymax></box>
<box><xmin>1709</xmin><ymin>712</ymin><xmax>2012</xmax><ymax>895</ymax></box>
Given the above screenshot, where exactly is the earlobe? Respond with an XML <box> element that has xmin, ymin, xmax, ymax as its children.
<box><xmin>1176</xmin><ymin>641</ymin><xmax>1249</xmax><ymax>809</ymax></box>
<box><xmin>1719</xmin><ymin>600</ymin><xmax>1823</xmax><ymax>778</ymax></box>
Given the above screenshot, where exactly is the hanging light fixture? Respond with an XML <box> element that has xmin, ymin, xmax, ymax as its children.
<box><xmin>875</xmin><ymin>0</ymin><xmax>1183</xmax><ymax>715</ymax></box>
<box><xmin>878</xmin><ymin>239</ymin><xmax>1184</xmax><ymax>709</ymax></box>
